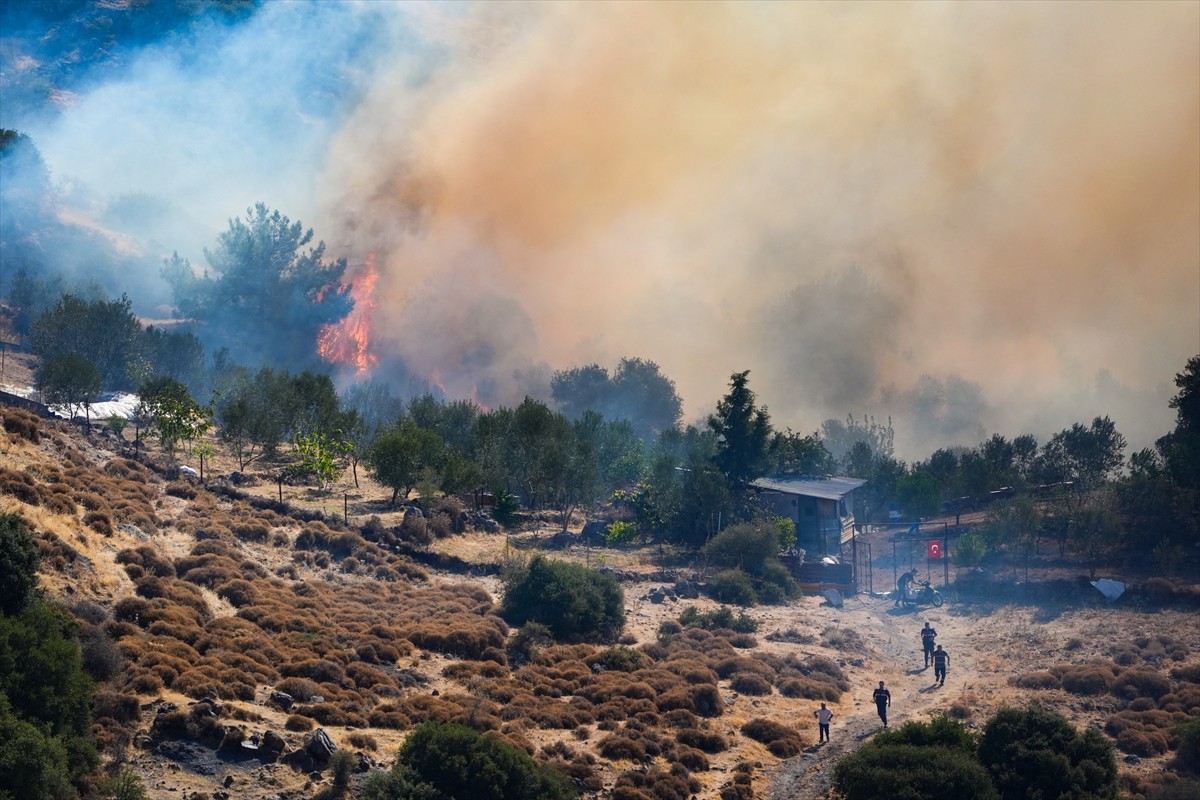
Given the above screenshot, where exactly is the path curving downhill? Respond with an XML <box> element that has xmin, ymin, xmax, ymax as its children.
<box><xmin>766</xmin><ymin>593</ymin><xmax>983</xmax><ymax>800</ymax></box>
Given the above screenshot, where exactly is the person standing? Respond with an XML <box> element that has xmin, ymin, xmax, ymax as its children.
<box><xmin>921</xmin><ymin>622</ymin><xmax>938</xmax><ymax>667</ymax></box>
<box><xmin>895</xmin><ymin>570</ymin><xmax>915</xmax><ymax>607</ymax></box>
<box><xmin>932</xmin><ymin>644</ymin><xmax>950</xmax><ymax>686</ymax></box>
<box><xmin>814</xmin><ymin>702</ymin><xmax>834</xmax><ymax>743</ymax></box>
<box><xmin>873</xmin><ymin>680</ymin><xmax>891</xmax><ymax>727</ymax></box>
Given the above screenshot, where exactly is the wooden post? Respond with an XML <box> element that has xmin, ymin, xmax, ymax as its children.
<box><xmin>277</xmin><ymin>476</ymin><xmax>283</xmax><ymax>504</ymax></box>
<box><xmin>344</xmin><ymin>492</ymin><xmax>349</xmax><ymax>524</ymax></box>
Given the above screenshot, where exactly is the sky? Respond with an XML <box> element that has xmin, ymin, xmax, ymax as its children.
<box><xmin>11</xmin><ymin>0</ymin><xmax>1199</xmax><ymax>461</ymax></box>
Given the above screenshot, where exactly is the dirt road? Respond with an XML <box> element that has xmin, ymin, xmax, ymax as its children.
<box><xmin>764</xmin><ymin>592</ymin><xmax>983</xmax><ymax>799</ymax></box>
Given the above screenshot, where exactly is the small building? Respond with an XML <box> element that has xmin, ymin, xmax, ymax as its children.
<box><xmin>750</xmin><ymin>475</ymin><xmax>866</xmax><ymax>558</ymax></box>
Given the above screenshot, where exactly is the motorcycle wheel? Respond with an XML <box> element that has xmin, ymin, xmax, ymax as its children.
<box><xmin>932</xmin><ymin>592</ymin><xmax>944</xmax><ymax>607</ymax></box>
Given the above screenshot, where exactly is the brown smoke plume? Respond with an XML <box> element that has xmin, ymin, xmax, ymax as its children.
<box><xmin>319</xmin><ymin>1</ymin><xmax>1199</xmax><ymax>458</ymax></box>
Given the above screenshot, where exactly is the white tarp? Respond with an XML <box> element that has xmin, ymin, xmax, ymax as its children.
<box><xmin>822</xmin><ymin>589</ymin><xmax>844</xmax><ymax>608</ymax></box>
<box><xmin>1090</xmin><ymin>579</ymin><xmax>1125</xmax><ymax>601</ymax></box>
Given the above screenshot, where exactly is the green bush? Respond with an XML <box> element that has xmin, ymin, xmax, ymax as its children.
<box><xmin>0</xmin><ymin>599</ymin><xmax>98</xmax><ymax>786</ymax></box>
<box><xmin>1175</xmin><ymin>718</ymin><xmax>1200</xmax><ymax>774</ymax></box>
<box><xmin>834</xmin><ymin>743</ymin><xmax>998</xmax><ymax>800</ymax></box>
<box><xmin>704</xmin><ymin>521</ymin><xmax>779</xmax><ymax>575</ymax></box>
<box><xmin>705</xmin><ymin>570</ymin><xmax>757</xmax><ymax>606</ymax></box>
<box><xmin>96</xmin><ymin>767</ymin><xmax>149</xmax><ymax>800</ymax></box>
<box><xmin>978</xmin><ymin>704</ymin><xmax>1118</xmax><ymax>800</ymax></box>
<box><xmin>501</xmin><ymin>555</ymin><xmax>625</xmax><ymax>642</ymax></box>
<box><xmin>678</xmin><ymin>606</ymin><xmax>758</xmax><ymax>633</ymax></box>
<box><xmin>873</xmin><ymin>715</ymin><xmax>978</xmax><ymax>754</ymax></box>
<box><xmin>0</xmin><ymin>512</ymin><xmax>40</xmax><ymax>615</ymax></box>
<box><xmin>588</xmin><ymin>646</ymin><xmax>646</xmax><ymax>673</ymax></box>
<box><xmin>363</xmin><ymin>720</ymin><xmax>576</xmax><ymax>800</ymax></box>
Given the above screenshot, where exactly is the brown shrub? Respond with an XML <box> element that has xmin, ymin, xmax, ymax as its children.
<box><xmin>1058</xmin><ymin>666</ymin><xmax>1115</xmax><ymax>696</ymax></box>
<box><xmin>741</xmin><ymin>718</ymin><xmax>794</xmax><ymax>744</ymax></box>
<box><xmin>1013</xmin><ymin>671</ymin><xmax>1061</xmax><ymax>690</ymax></box>
<box><xmin>215</xmin><ymin>579</ymin><xmax>257</xmax><ymax>607</ymax></box>
<box><xmin>83</xmin><ymin>510</ymin><xmax>114</xmax><ymax>535</ymax></box>
<box><xmin>671</xmin><ymin>745</ymin><xmax>710</xmax><ymax>771</ymax></box>
<box><xmin>778</xmin><ymin>676</ymin><xmax>840</xmax><ymax>702</ymax></box>
<box><xmin>1113</xmin><ymin>668</ymin><xmax>1172</xmax><ymax>701</ymax></box>
<box><xmin>729</xmin><ymin>673</ymin><xmax>772</xmax><ymax>696</ymax></box>
<box><xmin>347</xmin><ymin>731</ymin><xmax>378</xmax><ymax>751</ymax></box>
<box><xmin>1</xmin><ymin>408</ymin><xmax>40</xmax><ymax>442</ymax></box>
<box><xmin>676</xmin><ymin>727</ymin><xmax>728</xmax><ymax>753</ymax></box>
<box><xmin>232</xmin><ymin>522</ymin><xmax>270</xmax><ymax>543</ymax></box>
<box><xmin>93</xmin><ymin>691</ymin><xmax>141</xmax><ymax>726</ymax></box>
<box><xmin>599</xmin><ymin>735</ymin><xmax>646</xmax><ymax>762</ymax></box>
<box><xmin>285</xmin><ymin>714</ymin><xmax>315</xmax><ymax>732</ymax></box>
<box><xmin>165</xmin><ymin>482</ymin><xmax>197</xmax><ymax>499</ymax></box>
<box><xmin>1117</xmin><ymin>728</ymin><xmax>1171</xmax><ymax>756</ymax></box>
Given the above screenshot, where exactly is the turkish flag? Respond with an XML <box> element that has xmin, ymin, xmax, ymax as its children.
<box><xmin>927</xmin><ymin>540</ymin><xmax>943</xmax><ymax>559</ymax></box>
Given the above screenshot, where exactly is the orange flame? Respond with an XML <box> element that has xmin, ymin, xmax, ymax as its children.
<box><xmin>318</xmin><ymin>253</ymin><xmax>379</xmax><ymax>375</ymax></box>
<box><xmin>430</xmin><ymin>369</ymin><xmax>448</xmax><ymax>395</ymax></box>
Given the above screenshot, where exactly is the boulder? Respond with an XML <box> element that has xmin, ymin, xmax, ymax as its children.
<box><xmin>305</xmin><ymin>728</ymin><xmax>337</xmax><ymax>763</ymax></box>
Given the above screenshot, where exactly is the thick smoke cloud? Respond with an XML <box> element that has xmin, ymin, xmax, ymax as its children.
<box><xmin>9</xmin><ymin>2</ymin><xmax>1198</xmax><ymax>460</ymax></box>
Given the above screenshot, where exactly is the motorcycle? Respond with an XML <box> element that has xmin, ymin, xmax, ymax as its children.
<box><xmin>898</xmin><ymin>580</ymin><xmax>944</xmax><ymax>608</ymax></box>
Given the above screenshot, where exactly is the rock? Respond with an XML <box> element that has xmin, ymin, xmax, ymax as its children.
<box><xmin>305</xmin><ymin>728</ymin><xmax>337</xmax><ymax>763</ymax></box>
<box><xmin>261</xmin><ymin>730</ymin><xmax>287</xmax><ymax>761</ymax></box>
<box><xmin>269</xmin><ymin>691</ymin><xmax>294</xmax><ymax>710</ymax></box>
<box><xmin>355</xmin><ymin>752</ymin><xmax>373</xmax><ymax>773</ymax></box>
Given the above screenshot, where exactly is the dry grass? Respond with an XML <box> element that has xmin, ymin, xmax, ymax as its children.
<box><xmin>3</xmin><ymin>413</ymin><xmax>1198</xmax><ymax>800</ymax></box>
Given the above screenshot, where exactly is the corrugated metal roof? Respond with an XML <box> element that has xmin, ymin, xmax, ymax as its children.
<box><xmin>750</xmin><ymin>475</ymin><xmax>867</xmax><ymax>501</ymax></box>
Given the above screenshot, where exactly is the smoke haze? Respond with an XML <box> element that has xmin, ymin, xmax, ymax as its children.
<box><xmin>7</xmin><ymin>1</ymin><xmax>1198</xmax><ymax>460</ymax></box>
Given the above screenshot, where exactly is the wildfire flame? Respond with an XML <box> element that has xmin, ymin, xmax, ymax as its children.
<box><xmin>317</xmin><ymin>253</ymin><xmax>379</xmax><ymax>375</ymax></box>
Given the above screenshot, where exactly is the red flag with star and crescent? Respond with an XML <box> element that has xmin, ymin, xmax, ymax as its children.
<box><xmin>927</xmin><ymin>540</ymin><xmax>943</xmax><ymax>559</ymax></box>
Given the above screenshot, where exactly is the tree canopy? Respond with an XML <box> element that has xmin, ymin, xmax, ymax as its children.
<box><xmin>162</xmin><ymin>203</ymin><xmax>352</xmax><ymax>369</ymax></box>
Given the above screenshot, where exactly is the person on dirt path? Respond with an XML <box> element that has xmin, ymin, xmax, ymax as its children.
<box><xmin>932</xmin><ymin>644</ymin><xmax>950</xmax><ymax>686</ymax></box>
<box><xmin>873</xmin><ymin>681</ymin><xmax>891</xmax><ymax>727</ymax></box>
<box><xmin>814</xmin><ymin>702</ymin><xmax>834</xmax><ymax>743</ymax></box>
<box><xmin>895</xmin><ymin>570</ymin><xmax>915</xmax><ymax>607</ymax></box>
<box><xmin>921</xmin><ymin>622</ymin><xmax>938</xmax><ymax>667</ymax></box>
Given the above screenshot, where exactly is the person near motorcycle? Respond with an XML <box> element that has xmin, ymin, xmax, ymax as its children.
<box><xmin>933</xmin><ymin>644</ymin><xmax>950</xmax><ymax>686</ymax></box>
<box><xmin>921</xmin><ymin>622</ymin><xmax>937</xmax><ymax>667</ymax></box>
<box><xmin>894</xmin><ymin>570</ymin><xmax>915</xmax><ymax>607</ymax></box>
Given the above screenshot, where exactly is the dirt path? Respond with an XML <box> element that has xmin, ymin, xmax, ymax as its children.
<box><xmin>766</xmin><ymin>593</ymin><xmax>985</xmax><ymax>800</ymax></box>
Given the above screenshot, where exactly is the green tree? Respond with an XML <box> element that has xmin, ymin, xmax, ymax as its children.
<box><xmin>768</xmin><ymin>428</ymin><xmax>835</xmax><ymax>476</ymax></box>
<box><xmin>0</xmin><ymin>513</ymin><xmax>39</xmax><ymax>617</ymax></box>
<box><xmin>289</xmin><ymin>431</ymin><xmax>351</xmax><ymax>489</ymax></box>
<box><xmin>36</xmin><ymin>352</ymin><xmax>102</xmax><ymax>426</ymax></box>
<box><xmin>501</xmin><ymin>555</ymin><xmax>625</xmax><ymax>642</ymax></box>
<box><xmin>1033</xmin><ymin>417</ymin><xmax>1126</xmax><ymax>491</ymax></box>
<box><xmin>30</xmin><ymin>294</ymin><xmax>144</xmax><ymax>389</ymax></box>
<box><xmin>704</xmin><ymin>519</ymin><xmax>781</xmax><ymax>576</ymax></box>
<box><xmin>162</xmin><ymin>203</ymin><xmax>352</xmax><ymax>368</ymax></box>
<box><xmin>1069</xmin><ymin>493</ymin><xmax>1124</xmax><ymax>579</ymax></box>
<box><xmin>897</xmin><ymin>470</ymin><xmax>942</xmax><ymax>519</ymax></box>
<box><xmin>710</xmin><ymin>370</ymin><xmax>772</xmax><ymax>489</ymax></box>
<box><xmin>136</xmin><ymin>376</ymin><xmax>212</xmax><ymax>455</ymax></box>
<box><xmin>1161</xmin><ymin>355</ymin><xmax>1200</xmax><ymax>490</ymax></box>
<box><xmin>977</xmin><ymin>704</ymin><xmax>1118</xmax><ymax>800</ymax></box>
<box><xmin>366</xmin><ymin>421</ymin><xmax>444</xmax><ymax>504</ymax></box>
<box><xmin>952</xmin><ymin>530</ymin><xmax>987</xmax><ymax>569</ymax></box>
<box><xmin>610</xmin><ymin>357</ymin><xmax>683</xmax><ymax>440</ymax></box>
<box><xmin>1</xmin><ymin>601</ymin><xmax>99</xmax><ymax>796</ymax></box>
<box><xmin>96</xmin><ymin>767</ymin><xmax>149</xmax><ymax>800</ymax></box>
<box><xmin>982</xmin><ymin>496</ymin><xmax>1041</xmax><ymax>576</ymax></box>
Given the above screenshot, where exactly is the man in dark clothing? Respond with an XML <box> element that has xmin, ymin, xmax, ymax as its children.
<box><xmin>873</xmin><ymin>680</ymin><xmax>891</xmax><ymax>727</ymax></box>
<box><xmin>895</xmin><ymin>570</ymin><xmax>915</xmax><ymax>607</ymax></box>
<box><xmin>921</xmin><ymin>622</ymin><xmax>937</xmax><ymax>667</ymax></box>
<box><xmin>932</xmin><ymin>644</ymin><xmax>950</xmax><ymax>686</ymax></box>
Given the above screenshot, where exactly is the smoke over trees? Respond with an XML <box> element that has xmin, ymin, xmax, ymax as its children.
<box><xmin>551</xmin><ymin>358</ymin><xmax>683</xmax><ymax>441</ymax></box>
<box><xmin>162</xmin><ymin>203</ymin><xmax>352</xmax><ymax>369</ymax></box>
